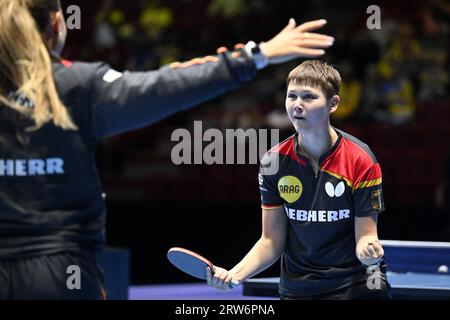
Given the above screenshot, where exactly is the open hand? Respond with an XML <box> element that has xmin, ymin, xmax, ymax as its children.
<box><xmin>261</xmin><ymin>18</ymin><xmax>334</xmax><ymax>64</ymax></box>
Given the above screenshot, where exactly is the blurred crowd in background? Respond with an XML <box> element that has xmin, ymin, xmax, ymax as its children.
<box><xmin>60</xmin><ymin>0</ymin><xmax>449</xmax><ymax>282</ymax></box>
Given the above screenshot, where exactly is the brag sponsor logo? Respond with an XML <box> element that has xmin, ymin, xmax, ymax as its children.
<box><xmin>278</xmin><ymin>176</ymin><xmax>303</xmax><ymax>203</ymax></box>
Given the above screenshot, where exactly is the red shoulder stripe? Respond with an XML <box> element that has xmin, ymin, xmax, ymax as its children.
<box><xmin>269</xmin><ymin>137</ymin><xmax>306</xmax><ymax>166</ymax></box>
<box><xmin>321</xmin><ymin>137</ymin><xmax>380</xmax><ymax>188</ymax></box>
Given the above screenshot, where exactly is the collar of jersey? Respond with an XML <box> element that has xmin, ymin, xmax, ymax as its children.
<box><xmin>293</xmin><ymin>128</ymin><xmax>343</xmax><ymax>167</ymax></box>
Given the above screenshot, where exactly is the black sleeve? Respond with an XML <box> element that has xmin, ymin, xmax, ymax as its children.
<box><xmin>353</xmin><ymin>163</ymin><xmax>385</xmax><ymax>217</ymax></box>
<box><xmin>87</xmin><ymin>49</ymin><xmax>257</xmax><ymax>138</ymax></box>
<box><xmin>259</xmin><ymin>152</ymin><xmax>284</xmax><ymax>208</ymax></box>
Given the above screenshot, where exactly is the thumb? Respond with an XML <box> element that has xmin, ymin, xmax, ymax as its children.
<box><xmin>211</xmin><ymin>265</ymin><xmax>218</xmax><ymax>275</ymax></box>
<box><xmin>206</xmin><ymin>266</ymin><xmax>212</xmax><ymax>282</ymax></box>
<box><xmin>282</xmin><ymin>18</ymin><xmax>296</xmax><ymax>31</ymax></box>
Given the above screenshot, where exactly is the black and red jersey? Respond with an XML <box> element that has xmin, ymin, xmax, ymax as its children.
<box><xmin>259</xmin><ymin>128</ymin><xmax>386</xmax><ymax>297</ymax></box>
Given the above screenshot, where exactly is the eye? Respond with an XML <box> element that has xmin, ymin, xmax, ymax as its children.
<box><xmin>287</xmin><ymin>93</ymin><xmax>297</xmax><ymax>100</ymax></box>
<box><xmin>302</xmin><ymin>94</ymin><xmax>317</xmax><ymax>100</ymax></box>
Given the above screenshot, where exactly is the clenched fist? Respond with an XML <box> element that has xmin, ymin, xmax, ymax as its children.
<box><xmin>356</xmin><ymin>239</ymin><xmax>384</xmax><ymax>266</ymax></box>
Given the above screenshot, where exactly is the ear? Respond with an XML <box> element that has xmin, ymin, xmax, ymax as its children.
<box><xmin>328</xmin><ymin>95</ymin><xmax>340</xmax><ymax>114</ymax></box>
<box><xmin>50</xmin><ymin>11</ymin><xmax>62</xmax><ymax>35</ymax></box>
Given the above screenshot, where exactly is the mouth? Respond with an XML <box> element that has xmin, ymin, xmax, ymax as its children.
<box><xmin>294</xmin><ymin>116</ymin><xmax>305</xmax><ymax>120</ymax></box>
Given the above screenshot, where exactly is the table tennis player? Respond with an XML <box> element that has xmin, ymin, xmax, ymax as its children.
<box><xmin>207</xmin><ymin>60</ymin><xmax>392</xmax><ymax>300</ymax></box>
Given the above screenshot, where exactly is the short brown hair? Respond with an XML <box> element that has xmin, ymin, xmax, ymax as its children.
<box><xmin>286</xmin><ymin>60</ymin><xmax>341</xmax><ymax>100</ymax></box>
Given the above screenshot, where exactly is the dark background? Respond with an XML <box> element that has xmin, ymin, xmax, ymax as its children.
<box><xmin>60</xmin><ymin>0</ymin><xmax>450</xmax><ymax>284</ymax></box>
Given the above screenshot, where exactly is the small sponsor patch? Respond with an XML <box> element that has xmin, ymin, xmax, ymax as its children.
<box><xmin>372</xmin><ymin>189</ymin><xmax>382</xmax><ymax>210</ymax></box>
<box><xmin>102</xmin><ymin>69</ymin><xmax>123</xmax><ymax>83</ymax></box>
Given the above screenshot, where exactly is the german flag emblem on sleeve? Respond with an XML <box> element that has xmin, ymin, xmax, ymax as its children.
<box><xmin>371</xmin><ymin>189</ymin><xmax>383</xmax><ymax>210</ymax></box>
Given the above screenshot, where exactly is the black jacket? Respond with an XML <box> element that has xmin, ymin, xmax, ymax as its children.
<box><xmin>0</xmin><ymin>48</ymin><xmax>257</xmax><ymax>259</ymax></box>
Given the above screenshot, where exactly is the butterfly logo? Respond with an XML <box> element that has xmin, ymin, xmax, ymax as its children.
<box><xmin>325</xmin><ymin>181</ymin><xmax>345</xmax><ymax>198</ymax></box>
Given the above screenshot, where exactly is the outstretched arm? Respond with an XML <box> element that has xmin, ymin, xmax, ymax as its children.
<box><xmin>206</xmin><ymin>206</ymin><xmax>287</xmax><ymax>290</ymax></box>
<box><xmin>87</xmin><ymin>19</ymin><xmax>334</xmax><ymax>138</ymax></box>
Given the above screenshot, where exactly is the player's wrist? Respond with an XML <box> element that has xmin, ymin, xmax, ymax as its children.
<box><xmin>360</xmin><ymin>256</ymin><xmax>383</xmax><ymax>268</ymax></box>
<box><xmin>244</xmin><ymin>40</ymin><xmax>269</xmax><ymax>70</ymax></box>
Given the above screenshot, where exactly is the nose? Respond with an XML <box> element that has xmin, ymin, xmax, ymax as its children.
<box><xmin>293</xmin><ymin>102</ymin><xmax>304</xmax><ymax>114</ymax></box>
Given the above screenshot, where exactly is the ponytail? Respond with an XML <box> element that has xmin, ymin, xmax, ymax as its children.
<box><xmin>0</xmin><ymin>0</ymin><xmax>77</xmax><ymax>132</ymax></box>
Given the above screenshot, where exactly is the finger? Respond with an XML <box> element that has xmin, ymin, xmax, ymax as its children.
<box><xmin>224</xmin><ymin>273</ymin><xmax>234</xmax><ymax>288</ymax></box>
<box><xmin>210</xmin><ymin>267</ymin><xmax>220</xmax><ymax>286</ymax></box>
<box><xmin>366</xmin><ymin>245</ymin><xmax>376</xmax><ymax>257</ymax></box>
<box><xmin>211</xmin><ymin>275</ymin><xmax>221</xmax><ymax>288</ymax></box>
<box><xmin>213</xmin><ymin>269</ymin><xmax>226</xmax><ymax>288</ymax></box>
<box><xmin>368</xmin><ymin>242</ymin><xmax>379</xmax><ymax>253</ymax></box>
<box><xmin>297</xmin><ymin>19</ymin><xmax>327</xmax><ymax>32</ymax></box>
<box><xmin>292</xmin><ymin>48</ymin><xmax>326</xmax><ymax>57</ymax></box>
<box><xmin>215</xmin><ymin>277</ymin><xmax>226</xmax><ymax>289</ymax></box>
<box><xmin>292</xmin><ymin>39</ymin><xmax>334</xmax><ymax>49</ymax></box>
<box><xmin>297</xmin><ymin>32</ymin><xmax>335</xmax><ymax>43</ymax></box>
<box><xmin>206</xmin><ymin>267</ymin><xmax>212</xmax><ymax>283</ymax></box>
<box><xmin>218</xmin><ymin>271</ymin><xmax>231</xmax><ymax>290</ymax></box>
<box><xmin>368</xmin><ymin>240</ymin><xmax>381</xmax><ymax>250</ymax></box>
<box><xmin>218</xmin><ymin>270</ymin><xmax>229</xmax><ymax>282</ymax></box>
<box><xmin>282</xmin><ymin>18</ymin><xmax>297</xmax><ymax>32</ymax></box>
<box><xmin>212</xmin><ymin>268</ymin><xmax>223</xmax><ymax>281</ymax></box>
<box><xmin>371</xmin><ymin>242</ymin><xmax>384</xmax><ymax>257</ymax></box>
<box><xmin>361</xmin><ymin>247</ymin><xmax>371</xmax><ymax>259</ymax></box>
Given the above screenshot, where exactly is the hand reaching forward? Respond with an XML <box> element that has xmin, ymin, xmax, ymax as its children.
<box><xmin>261</xmin><ymin>18</ymin><xmax>335</xmax><ymax>64</ymax></box>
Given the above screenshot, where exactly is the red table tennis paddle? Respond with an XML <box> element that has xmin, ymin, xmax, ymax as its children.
<box><xmin>167</xmin><ymin>247</ymin><xmax>239</xmax><ymax>288</ymax></box>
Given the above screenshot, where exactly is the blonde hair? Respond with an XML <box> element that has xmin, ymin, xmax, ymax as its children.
<box><xmin>287</xmin><ymin>60</ymin><xmax>341</xmax><ymax>101</ymax></box>
<box><xmin>0</xmin><ymin>0</ymin><xmax>77</xmax><ymax>132</ymax></box>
